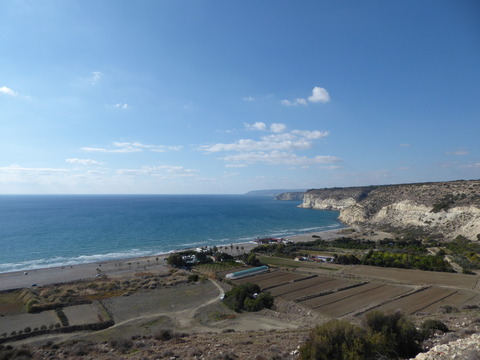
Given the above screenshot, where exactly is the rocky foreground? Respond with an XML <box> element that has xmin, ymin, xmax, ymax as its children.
<box><xmin>410</xmin><ymin>333</ymin><xmax>480</xmax><ymax>360</ymax></box>
<box><xmin>296</xmin><ymin>180</ymin><xmax>480</xmax><ymax>240</ymax></box>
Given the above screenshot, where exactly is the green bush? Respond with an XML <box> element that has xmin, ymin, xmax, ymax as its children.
<box><xmin>364</xmin><ymin>310</ymin><xmax>422</xmax><ymax>358</ymax></box>
<box><xmin>300</xmin><ymin>311</ymin><xmax>422</xmax><ymax>359</ymax></box>
<box><xmin>420</xmin><ymin>319</ymin><xmax>449</xmax><ymax>338</ymax></box>
<box><xmin>223</xmin><ymin>283</ymin><xmax>273</xmax><ymax>313</ymax></box>
<box><xmin>188</xmin><ymin>274</ymin><xmax>199</xmax><ymax>282</ymax></box>
<box><xmin>300</xmin><ymin>320</ymin><xmax>372</xmax><ymax>360</ymax></box>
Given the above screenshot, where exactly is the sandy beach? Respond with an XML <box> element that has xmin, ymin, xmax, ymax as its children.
<box><xmin>0</xmin><ymin>228</ymin><xmax>348</xmax><ymax>292</ymax></box>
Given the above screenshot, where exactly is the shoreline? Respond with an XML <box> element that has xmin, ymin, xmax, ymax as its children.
<box><xmin>0</xmin><ymin>227</ymin><xmax>349</xmax><ymax>292</ymax></box>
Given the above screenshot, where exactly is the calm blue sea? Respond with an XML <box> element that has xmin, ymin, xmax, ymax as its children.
<box><xmin>0</xmin><ymin>195</ymin><xmax>343</xmax><ymax>273</ymax></box>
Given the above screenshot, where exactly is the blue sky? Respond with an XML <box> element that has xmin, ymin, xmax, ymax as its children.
<box><xmin>1</xmin><ymin>0</ymin><xmax>479</xmax><ymax>194</ymax></box>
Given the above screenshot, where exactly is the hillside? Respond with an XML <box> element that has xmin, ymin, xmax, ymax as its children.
<box><xmin>299</xmin><ymin>180</ymin><xmax>480</xmax><ymax>240</ymax></box>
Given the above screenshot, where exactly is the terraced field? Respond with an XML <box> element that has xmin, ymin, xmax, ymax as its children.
<box><xmin>235</xmin><ymin>269</ymin><xmax>480</xmax><ymax>319</ymax></box>
<box><xmin>301</xmin><ymin>283</ymin><xmax>411</xmax><ymax>317</ymax></box>
<box><xmin>235</xmin><ymin>271</ymin><xmax>305</xmax><ymax>289</ymax></box>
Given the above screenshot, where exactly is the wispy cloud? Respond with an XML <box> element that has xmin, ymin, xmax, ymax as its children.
<box><xmin>244</xmin><ymin>122</ymin><xmax>267</xmax><ymax>131</ymax></box>
<box><xmin>114</xmin><ymin>103</ymin><xmax>129</xmax><ymax>110</ymax></box>
<box><xmin>281</xmin><ymin>86</ymin><xmax>330</xmax><ymax>106</ymax></box>
<box><xmin>117</xmin><ymin>165</ymin><xmax>197</xmax><ymax>178</ymax></box>
<box><xmin>66</xmin><ymin>158</ymin><xmax>104</xmax><ymax>166</ymax></box>
<box><xmin>447</xmin><ymin>150</ymin><xmax>469</xmax><ymax>156</ymax></box>
<box><xmin>0</xmin><ymin>165</ymin><xmax>69</xmax><ymax>183</ymax></box>
<box><xmin>82</xmin><ymin>142</ymin><xmax>183</xmax><ymax>153</ymax></box>
<box><xmin>223</xmin><ymin>151</ymin><xmax>341</xmax><ymax>166</ymax></box>
<box><xmin>0</xmin><ymin>86</ymin><xmax>18</xmax><ymax>97</ymax></box>
<box><xmin>243</xmin><ymin>96</ymin><xmax>255</xmax><ymax>101</ymax></box>
<box><xmin>90</xmin><ymin>71</ymin><xmax>103</xmax><ymax>85</ymax></box>
<box><xmin>201</xmin><ymin>128</ymin><xmax>328</xmax><ymax>153</ymax></box>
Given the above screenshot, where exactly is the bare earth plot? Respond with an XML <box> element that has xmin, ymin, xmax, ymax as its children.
<box><xmin>268</xmin><ymin>276</ymin><xmax>335</xmax><ymax>297</ymax></box>
<box><xmin>63</xmin><ymin>303</ymin><xmax>104</xmax><ymax>326</ymax></box>
<box><xmin>420</xmin><ymin>289</ymin><xmax>480</xmax><ymax>313</ymax></box>
<box><xmin>0</xmin><ymin>310</ymin><xmax>58</xmax><ymax>335</ymax></box>
<box><xmin>374</xmin><ymin>287</ymin><xmax>459</xmax><ymax>314</ymax></box>
<box><xmin>273</xmin><ymin>278</ymin><xmax>357</xmax><ymax>302</ymax></box>
<box><xmin>103</xmin><ymin>281</ymin><xmax>219</xmax><ymax>323</ymax></box>
<box><xmin>341</xmin><ymin>265</ymin><xmax>479</xmax><ymax>289</ymax></box>
<box><xmin>301</xmin><ymin>283</ymin><xmax>412</xmax><ymax>318</ymax></box>
<box><xmin>234</xmin><ymin>271</ymin><xmax>306</xmax><ymax>289</ymax></box>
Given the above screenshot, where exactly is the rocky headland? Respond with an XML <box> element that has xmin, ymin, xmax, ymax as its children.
<box><xmin>289</xmin><ymin>180</ymin><xmax>480</xmax><ymax>240</ymax></box>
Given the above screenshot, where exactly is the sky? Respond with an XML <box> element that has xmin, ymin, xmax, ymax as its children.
<box><xmin>1</xmin><ymin>0</ymin><xmax>479</xmax><ymax>194</ymax></box>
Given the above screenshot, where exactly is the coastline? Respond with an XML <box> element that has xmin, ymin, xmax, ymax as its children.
<box><xmin>0</xmin><ymin>227</ymin><xmax>348</xmax><ymax>291</ymax></box>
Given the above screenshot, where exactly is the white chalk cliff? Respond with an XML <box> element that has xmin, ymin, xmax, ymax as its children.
<box><xmin>299</xmin><ymin>180</ymin><xmax>480</xmax><ymax>240</ymax></box>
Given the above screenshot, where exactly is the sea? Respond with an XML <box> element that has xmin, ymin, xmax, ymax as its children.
<box><xmin>0</xmin><ymin>195</ymin><xmax>343</xmax><ymax>274</ymax></box>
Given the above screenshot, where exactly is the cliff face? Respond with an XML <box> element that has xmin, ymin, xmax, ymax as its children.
<box><xmin>275</xmin><ymin>192</ymin><xmax>305</xmax><ymax>201</ymax></box>
<box><xmin>300</xmin><ymin>180</ymin><xmax>480</xmax><ymax>240</ymax></box>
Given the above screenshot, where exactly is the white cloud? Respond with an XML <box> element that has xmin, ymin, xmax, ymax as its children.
<box><xmin>243</xmin><ymin>96</ymin><xmax>255</xmax><ymax>101</ymax></box>
<box><xmin>447</xmin><ymin>150</ymin><xmax>469</xmax><ymax>156</ymax></box>
<box><xmin>0</xmin><ymin>165</ymin><xmax>69</xmax><ymax>184</ymax></box>
<box><xmin>201</xmin><ymin>128</ymin><xmax>329</xmax><ymax>153</ymax></box>
<box><xmin>115</xmin><ymin>103</ymin><xmax>129</xmax><ymax>110</ymax></box>
<box><xmin>91</xmin><ymin>71</ymin><xmax>103</xmax><ymax>84</ymax></box>
<box><xmin>291</xmin><ymin>130</ymin><xmax>329</xmax><ymax>139</ymax></box>
<box><xmin>270</xmin><ymin>123</ymin><xmax>287</xmax><ymax>133</ymax></box>
<box><xmin>0</xmin><ymin>86</ymin><xmax>17</xmax><ymax>96</ymax></box>
<box><xmin>66</xmin><ymin>158</ymin><xmax>104</xmax><ymax>166</ymax></box>
<box><xmin>281</xmin><ymin>98</ymin><xmax>307</xmax><ymax>107</ymax></box>
<box><xmin>82</xmin><ymin>142</ymin><xmax>183</xmax><ymax>153</ymax></box>
<box><xmin>307</xmin><ymin>86</ymin><xmax>330</xmax><ymax>103</ymax></box>
<box><xmin>225</xmin><ymin>164</ymin><xmax>247</xmax><ymax>168</ymax></box>
<box><xmin>245</xmin><ymin>122</ymin><xmax>267</xmax><ymax>131</ymax></box>
<box><xmin>117</xmin><ymin>165</ymin><xmax>197</xmax><ymax>178</ymax></box>
<box><xmin>281</xmin><ymin>86</ymin><xmax>330</xmax><ymax>106</ymax></box>
<box><xmin>222</xmin><ymin>151</ymin><xmax>341</xmax><ymax>166</ymax></box>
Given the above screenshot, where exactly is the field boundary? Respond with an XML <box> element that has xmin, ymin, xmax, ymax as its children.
<box><xmin>295</xmin><ymin>282</ymin><xmax>367</xmax><ymax>303</ymax></box>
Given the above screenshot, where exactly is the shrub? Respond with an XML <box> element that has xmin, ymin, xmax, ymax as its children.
<box><xmin>300</xmin><ymin>319</ymin><xmax>372</xmax><ymax>360</ymax></box>
<box><xmin>24</xmin><ymin>327</ymin><xmax>32</xmax><ymax>333</ymax></box>
<box><xmin>110</xmin><ymin>338</ymin><xmax>133</xmax><ymax>354</ymax></box>
<box><xmin>364</xmin><ymin>310</ymin><xmax>422</xmax><ymax>358</ymax></box>
<box><xmin>300</xmin><ymin>311</ymin><xmax>422</xmax><ymax>359</ymax></box>
<box><xmin>55</xmin><ymin>308</ymin><xmax>69</xmax><ymax>326</ymax></box>
<box><xmin>188</xmin><ymin>274</ymin><xmax>199</xmax><ymax>282</ymax></box>
<box><xmin>154</xmin><ymin>329</ymin><xmax>173</xmax><ymax>341</ymax></box>
<box><xmin>420</xmin><ymin>319</ymin><xmax>449</xmax><ymax>338</ymax></box>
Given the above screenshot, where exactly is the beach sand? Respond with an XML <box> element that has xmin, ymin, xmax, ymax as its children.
<box><xmin>0</xmin><ymin>228</ymin><xmax>349</xmax><ymax>291</ymax></box>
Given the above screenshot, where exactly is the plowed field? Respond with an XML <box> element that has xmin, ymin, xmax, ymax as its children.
<box><xmin>301</xmin><ymin>283</ymin><xmax>411</xmax><ymax>317</ymax></box>
<box><xmin>374</xmin><ymin>287</ymin><xmax>458</xmax><ymax>314</ymax></box>
<box><xmin>271</xmin><ymin>278</ymin><xmax>357</xmax><ymax>302</ymax></box>
<box><xmin>234</xmin><ymin>271</ymin><xmax>305</xmax><ymax>289</ymax></box>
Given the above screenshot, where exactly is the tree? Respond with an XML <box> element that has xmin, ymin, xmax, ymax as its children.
<box><xmin>166</xmin><ymin>253</ymin><xmax>186</xmax><ymax>267</ymax></box>
<box><xmin>246</xmin><ymin>253</ymin><xmax>261</xmax><ymax>266</ymax></box>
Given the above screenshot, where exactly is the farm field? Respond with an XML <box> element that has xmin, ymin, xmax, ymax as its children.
<box><xmin>237</xmin><ymin>268</ymin><xmax>480</xmax><ymax>319</ymax></box>
<box><xmin>270</xmin><ymin>277</ymin><xmax>358</xmax><ymax>302</ymax></box>
<box><xmin>342</xmin><ymin>265</ymin><xmax>479</xmax><ymax>289</ymax></box>
<box><xmin>419</xmin><ymin>289</ymin><xmax>480</xmax><ymax>313</ymax></box>
<box><xmin>234</xmin><ymin>271</ymin><xmax>306</xmax><ymax>289</ymax></box>
<box><xmin>376</xmin><ymin>287</ymin><xmax>459</xmax><ymax>314</ymax></box>
<box><xmin>0</xmin><ymin>310</ymin><xmax>58</xmax><ymax>335</ymax></box>
<box><xmin>300</xmin><ymin>283</ymin><xmax>411</xmax><ymax>318</ymax></box>
<box><xmin>63</xmin><ymin>303</ymin><xmax>105</xmax><ymax>326</ymax></box>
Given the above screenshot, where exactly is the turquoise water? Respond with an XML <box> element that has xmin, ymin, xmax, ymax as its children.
<box><xmin>0</xmin><ymin>195</ymin><xmax>343</xmax><ymax>273</ymax></box>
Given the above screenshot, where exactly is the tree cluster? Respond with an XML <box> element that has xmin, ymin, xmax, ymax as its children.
<box><xmin>222</xmin><ymin>283</ymin><xmax>274</xmax><ymax>313</ymax></box>
<box><xmin>361</xmin><ymin>249</ymin><xmax>454</xmax><ymax>272</ymax></box>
